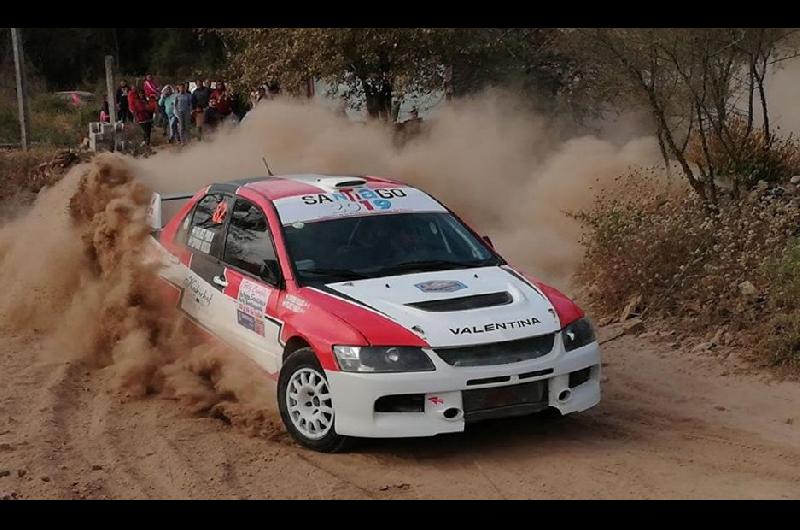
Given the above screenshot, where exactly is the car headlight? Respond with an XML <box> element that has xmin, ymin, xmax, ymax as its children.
<box><xmin>561</xmin><ymin>317</ymin><xmax>596</xmax><ymax>352</ymax></box>
<box><xmin>332</xmin><ymin>346</ymin><xmax>436</xmax><ymax>373</ymax></box>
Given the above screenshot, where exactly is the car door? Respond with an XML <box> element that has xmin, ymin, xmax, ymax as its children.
<box><xmin>218</xmin><ymin>197</ymin><xmax>284</xmax><ymax>375</ymax></box>
<box><xmin>180</xmin><ymin>192</ymin><xmax>234</xmax><ymax>337</ymax></box>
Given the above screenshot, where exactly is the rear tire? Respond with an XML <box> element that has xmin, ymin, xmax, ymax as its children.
<box><xmin>278</xmin><ymin>348</ymin><xmax>352</xmax><ymax>453</ymax></box>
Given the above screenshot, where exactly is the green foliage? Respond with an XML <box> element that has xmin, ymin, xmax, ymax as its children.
<box><xmin>760</xmin><ymin>239</ymin><xmax>800</xmax><ymax>370</ymax></box>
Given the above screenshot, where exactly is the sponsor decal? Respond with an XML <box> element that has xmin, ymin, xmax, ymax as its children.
<box><xmin>428</xmin><ymin>396</ymin><xmax>444</xmax><ymax>405</ymax></box>
<box><xmin>281</xmin><ymin>294</ymin><xmax>309</xmax><ymax>313</ymax></box>
<box><xmin>237</xmin><ymin>310</ymin><xmax>264</xmax><ymax>336</ymax></box>
<box><xmin>449</xmin><ymin>316</ymin><xmax>541</xmax><ymax>335</ymax></box>
<box><xmin>300</xmin><ymin>187</ymin><xmax>407</xmax><ymax>212</ymax></box>
<box><xmin>187</xmin><ymin>226</ymin><xmax>215</xmax><ymax>254</ymax></box>
<box><xmin>236</xmin><ymin>278</ymin><xmax>270</xmax><ymax>335</ymax></box>
<box><xmin>183</xmin><ymin>276</ymin><xmax>213</xmax><ymax>306</ymax></box>
<box><xmin>414</xmin><ymin>280</ymin><xmax>467</xmax><ymax>293</ymax></box>
<box><xmin>275</xmin><ymin>187</ymin><xmax>447</xmax><ymax>225</ymax></box>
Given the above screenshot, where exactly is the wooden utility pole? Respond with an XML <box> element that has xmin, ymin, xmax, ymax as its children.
<box><xmin>104</xmin><ymin>55</ymin><xmax>118</xmax><ymax>151</ymax></box>
<box><xmin>11</xmin><ymin>28</ymin><xmax>31</xmax><ymax>151</ymax></box>
<box><xmin>105</xmin><ymin>55</ymin><xmax>118</xmax><ymax>124</ymax></box>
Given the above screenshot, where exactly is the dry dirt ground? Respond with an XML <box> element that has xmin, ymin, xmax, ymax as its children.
<box><xmin>1</xmin><ymin>323</ymin><xmax>799</xmax><ymax>500</ymax></box>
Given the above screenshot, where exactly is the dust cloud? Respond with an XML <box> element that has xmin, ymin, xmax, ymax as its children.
<box><xmin>136</xmin><ymin>90</ymin><xmax>661</xmax><ymax>288</ymax></box>
<box><xmin>0</xmin><ymin>154</ymin><xmax>281</xmax><ymax>435</ymax></box>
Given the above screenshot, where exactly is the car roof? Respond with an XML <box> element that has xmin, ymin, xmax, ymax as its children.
<box><xmin>209</xmin><ymin>174</ymin><xmax>412</xmax><ymax>201</ymax></box>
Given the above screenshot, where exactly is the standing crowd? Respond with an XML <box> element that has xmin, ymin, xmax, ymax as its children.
<box><xmin>105</xmin><ymin>74</ymin><xmax>276</xmax><ymax>147</ymax></box>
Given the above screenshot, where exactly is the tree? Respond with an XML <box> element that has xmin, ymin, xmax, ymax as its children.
<box><xmin>567</xmin><ymin>28</ymin><xmax>800</xmax><ymax>204</ymax></box>
<box><xmin>210</xmin><ymin>28</ymin><xmax>571</xmax><ymax>121</ymax></box>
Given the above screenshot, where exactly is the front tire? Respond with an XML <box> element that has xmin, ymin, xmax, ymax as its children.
<box><xmin>278</xmin><ymin>348</ymin><xmax>351</xmax><ymax>453</ymax></box>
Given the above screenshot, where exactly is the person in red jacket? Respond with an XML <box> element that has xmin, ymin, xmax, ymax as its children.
<box><xmin>212</xmin><ymin>81</ymin><xmax>232</xmax><ymax>115</ymax></box>
<box><xmin>127</xmin><ymin>86</ymin><xmax>138</xmax><ymax>122</ymax></box>
<box><xmin>131</xmin><ymin>89</ymin><xmax>157</xmax><ymax>146</ymax></box>
<box><xmin>143</xmin><ymin>74</ymin><xmax>160</xmax><ymax>100</ymax></box>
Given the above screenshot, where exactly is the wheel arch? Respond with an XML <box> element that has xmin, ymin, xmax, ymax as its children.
<box><xmin>282</xmin><ymin>335</ymin><xmax>312</xmax><ymax>363</ymax></box>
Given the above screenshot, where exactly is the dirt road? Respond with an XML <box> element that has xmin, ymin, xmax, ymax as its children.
<box><xmin>1</xmin><ymin>322</ymin><xmax>799</xmax><ymax>500</ymax></box>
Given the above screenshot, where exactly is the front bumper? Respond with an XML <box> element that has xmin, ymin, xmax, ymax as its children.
<box><xmin>325</xmin><ymin>339</ymin><xmax>601</xmax><ymax>438</ymax></box>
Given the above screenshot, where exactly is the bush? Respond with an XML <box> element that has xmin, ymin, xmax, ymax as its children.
<box><xmin>687</xmin><ymin>116</ymin><xmax>800</xmax><ymax>191</ymax></box>
<box><xmin>574</xmin><ymin>168</ymin><xmax>800</xmax><ymax>371</ymax></box>
<box><xmin>760</xmin><ymin>240</ymin><xmax>800</xmax><ymax>370</ymax></box>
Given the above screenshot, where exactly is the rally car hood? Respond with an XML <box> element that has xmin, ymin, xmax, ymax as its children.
<box><xmin>323</xmin><ymin>265</ymin><xmax>561</xmax><ymax>348</ymax></box>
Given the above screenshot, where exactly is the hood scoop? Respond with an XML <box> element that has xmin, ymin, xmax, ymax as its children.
<box><xmin>406</xmin><ymin>291</ymin><xmax>513</xmax><ymax>312</ymax></box>
<box><xmin>313</xmin><ymin>176</ymin><xmax>367</xmax><ymax>191</ymax></box>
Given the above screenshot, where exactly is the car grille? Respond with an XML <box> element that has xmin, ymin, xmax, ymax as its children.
<box><xmin>462</xmin><ymin>381</ymin><xmax>549</xmax><ymax>422</ymax></box>
<box><xmin>406</xmin><ymin>291</ymin><xmax>512</xmax><ymax>312</ymax></box>
<box><xmin>433</xmin><ymin>333</ymin><xmax>555</xmax><ymax>367</ymax></box>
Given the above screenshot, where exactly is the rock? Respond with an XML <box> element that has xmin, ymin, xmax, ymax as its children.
<box><xmin>668</xmin><ymin>341</ymin><xmax>680</xmax><ymax>349</ymax></box>
<box><xmin>41</xmin><ymin>476</ymin><xmax>50</xmax><ymax>483</ymax></box>
<box><xmin>0</xmin><ymin>443</ymin><xmax>13</xmax><ymax>451</ymax></box>
<box><xmin>714</xmin><ymin>405</ymin><xmax>726</xmax><ymax>411</ymax></box>
<box><xmin>16</xmin><ymin>469</ymin><xmax>25</xmax><ymax>478</ymax></box>
<box><xmin>622</xmin><ymin>318</ymin><xmax>645</xmax><ymax>335</ymax></box>
<box><xmin>738</xmin><ymin>281</ymin><xmax>757</xmax><ymax>297</ymax></box>
<box><xmin>722</xmin><ymin>331</ymin><xmax>734</xmax><ymax>346</ymax></box>
<box><xmin>0</xmin><ymin>470</ymin><xmax>10</xmax><ymax>478</ymax></box>
<box><xmin>620</xmin><ymin>294</ymin><xmax>643</xmax><ymax>322</ymax></box>
<box><xmin>91</xmin><ymin>464</ymin><xmax>103</xmax><ymax>471</ymax></box>
<box><xmin>756</xmin><ymin>180</ymin><xmax>769</xmax><ymax>191</ymax></box>
<box><xmin>791</xmin><ymin>175</ymin><xmax>800</xmax><ymax>185</ymax></box>
<box><xmin>787</xmin><ymin>418</ymin><xmax>795</xmax><ymax>425</ymax></box>
<box><xmin>598</xmin><ymin>316</ymin><xmax>615</xmax><ymax>327</ymax></box>
<box><xmin>711</xmin><ymin>328</ymin><xmax>725</xmax><ymax>346</ymax></box>
<box><xmin>693</xmin><ymin>341</ymin><xmax>714</xmax><ymax>353</ymax></box>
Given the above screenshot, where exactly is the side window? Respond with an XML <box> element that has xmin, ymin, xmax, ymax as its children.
<box><xmin>223</xmin><ymin>199</ymin><xmax>279</xmax><ymax>281</ymax></box>
<box><xmin>187</xmin><ymin>193</ymin><xmax>230</xmax><ymax>257</ymax></box>
<box><xmin>174</xmin><ymin>209</ymin><xmax>192</xmax><ymax>246</ymax></box>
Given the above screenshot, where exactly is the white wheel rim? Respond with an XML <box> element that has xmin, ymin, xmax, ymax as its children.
<box><xmin>286</xmin><ymin>367</ymin><xmax>334</xmax><ymax>440</ymax></box>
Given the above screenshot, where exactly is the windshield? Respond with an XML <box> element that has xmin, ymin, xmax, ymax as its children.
<box><xmin>283</xmin><ymin>212</ymin><xmax>502</xmax><ymax>283</ymax></box>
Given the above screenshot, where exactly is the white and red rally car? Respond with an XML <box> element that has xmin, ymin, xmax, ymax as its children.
<box><xmin>148</xmin><ymin>174</ymin><xmax>601</xmax><ymax>452</ymax></box>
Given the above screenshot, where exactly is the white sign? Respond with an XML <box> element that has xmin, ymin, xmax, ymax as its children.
<box><xmin>273</xmin><ymin>187</ymin><xmax>447</xmax><ymax>225</ymax></box>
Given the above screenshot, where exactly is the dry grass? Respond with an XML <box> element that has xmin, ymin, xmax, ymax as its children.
<box><xmin>573</xmin><ymin>168</ymin><xmax>800</xmax><ymax>372</ymax></box>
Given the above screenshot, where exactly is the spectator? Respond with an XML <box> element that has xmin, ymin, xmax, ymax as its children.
<box><xmin>143</xmin><ymin>74</ymin><xmax>160</xmax><ymax>99</ymax></box>
<box><xmin>212</xmin><ymin>81</ymin><xmax>232</xmax><ymax>115</ymax></box>
<box><xmin>191</xmin><ymin>79</ymin><xmax>212</xmax><ymax>141</ymax></box>
<box><xmin>127</xmin><ymin>85</ymin><xmax>138</xmax><ymax>124</ymax></box>
<box><xmin>174</xmin><ymin>83</ymin><xmax>193</xmax><ymax>145</ymax></box>
<box><xmin>267</xmin><ymin>79</ymin><xmax>280</xmax><ymax>97</ymax></box>
<box><xmin>204</xmin><ymin>99</ymin><xmax>221</xmax><ymax>130</ymax></box>
<box><xmin>156</xmin><ymin>85</ymin><xmax>175</xmax><ymax>137</ymax></box>
<box><xmin>255</xmin><ymin>86</ymin><xmax>267</xmax><ymax>106</ymax></box>
<box><xmin>115</xmin><ymin>80</ymin><xmax>131</xmax><ymax>122</ymax></box>
<box><xmin>159</xmin><ymin>85</ymin><xmax>177</xmax><ymax>143</ymax></box>
<box><xmin>131</xmin><ymin>88</ymin><xmax>157</xmax><ymax>146</ymax></box>
<box><xmin>99</xmin><ymin>100</ymin><xmax>111</xmax><ymax>123</ymax></box>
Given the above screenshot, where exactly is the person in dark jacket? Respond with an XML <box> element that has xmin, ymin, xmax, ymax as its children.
<box><xmin>115</xmin><ymin>80</ymin><xmax>131</xmax><ymax>122</ymax></box>
<box><xmin>191</xmin><ymin>79</ymin><xmax>212</xmax><ymax>141</ymax></box>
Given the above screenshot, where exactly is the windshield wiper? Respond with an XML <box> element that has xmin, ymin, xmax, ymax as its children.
<box><xmin>379</xmin><ymin>259</ymin><xmax>493</xmax><ymax>276</ymax></box>
<box><xmin>299</xmin><ymin>267</ymin><xmax>369</xmax><ymax>280</ymax></box>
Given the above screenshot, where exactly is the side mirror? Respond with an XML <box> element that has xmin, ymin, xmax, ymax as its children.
<box><xmin>482</xmin><ymin>235</ymin><xmax>494</xmax><ymax>249</ymax></box>
<box><xmin>260</xmin><ymin>259</ymin><xmax>283</xmax><ymax>287</ymax></box>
